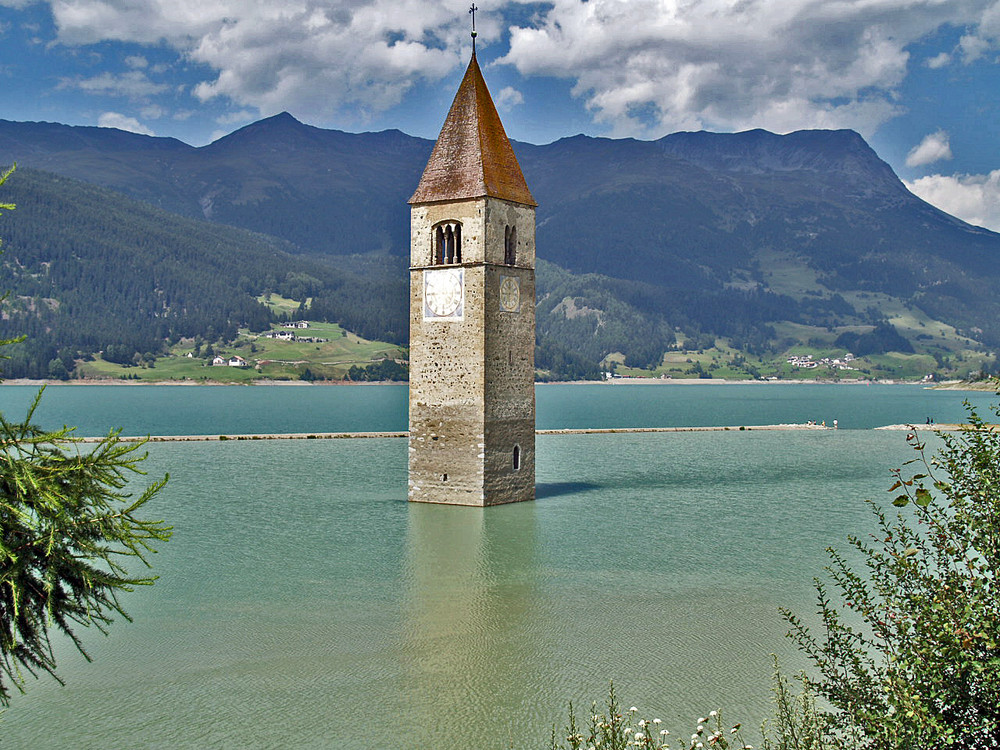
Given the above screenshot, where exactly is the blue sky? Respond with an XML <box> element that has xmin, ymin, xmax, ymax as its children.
<box><xmin>1</xmin><ymin>0</ymin><xmax>999</xmax><ymax>230</ymax></box>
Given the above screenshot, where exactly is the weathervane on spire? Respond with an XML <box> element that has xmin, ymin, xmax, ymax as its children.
<box><xmin>469</xmin><ymin>3</ymin><xmax>478</xmax><ymax>54</ymax></box>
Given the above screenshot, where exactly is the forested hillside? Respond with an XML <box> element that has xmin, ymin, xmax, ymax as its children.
<box><xmin>0</xmin><ymin>168</ymin><xmax>405</xmax><ymax>378</ymax></box>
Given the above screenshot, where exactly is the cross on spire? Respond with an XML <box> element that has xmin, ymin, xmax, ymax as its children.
<box><xmin>469</xmin><ymin>4</ymin><xmax>478</xmax><ymax>53</ymax></box>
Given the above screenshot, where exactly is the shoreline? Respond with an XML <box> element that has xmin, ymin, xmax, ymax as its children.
<box><xmin>540</xmin><ymin>377</ymin><xmax>925</xmax><ymax>386</ymax></box>
<box><xmin>0</xmin><ymin>377</ymin><xmax>391</xmax><ymax>387</ymax></box>
<box><xmin>0</xmin><ymin>377</ymin><xmax>975</xmax><ymax>388</ymax></box>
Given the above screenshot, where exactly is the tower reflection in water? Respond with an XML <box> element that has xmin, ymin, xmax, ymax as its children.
<box><xmin>402</xmin><ymin>501</ymin><xmax>546</xmax><ymax>744</ymax></box>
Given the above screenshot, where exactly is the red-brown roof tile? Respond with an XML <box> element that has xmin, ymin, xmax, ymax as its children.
<box><xmin>409</xmin><ymin>54</ymin><xmax>536</xmax><ymax>207</ymax></box>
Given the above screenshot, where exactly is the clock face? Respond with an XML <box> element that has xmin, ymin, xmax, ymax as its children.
<box><xmin>424</xmin><ymin>268</ymin><xmax>464</xmax><ymax>320</ymax></box>
<box><xmin>499</xmin><ymin>275</ymin><xmax>520</xmax><ymax>312</ymax></box>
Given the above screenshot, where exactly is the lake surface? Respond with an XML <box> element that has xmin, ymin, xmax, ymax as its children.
<box><xmin>0</xmin><ymin>381</ymin><xmax>989</xmax><ymax>435</ymax></box>
<box><xmin>0</xmin><ymin>384</ymin><xmax>994</xmax><ymax>748</ymax></box>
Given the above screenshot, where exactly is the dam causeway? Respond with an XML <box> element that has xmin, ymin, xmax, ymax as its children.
<box><xmin>74</xmin><ymin>423</ymin><xmax>969</xmax><ymax>443</ymax></box>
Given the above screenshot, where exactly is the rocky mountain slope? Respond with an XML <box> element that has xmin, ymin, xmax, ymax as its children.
<box><xmin>1</xmin><ymin>115</ymin><xmax>998</xmax><ymax>378</ymax></box>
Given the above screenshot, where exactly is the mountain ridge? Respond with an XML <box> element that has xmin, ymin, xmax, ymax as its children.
<box><xmin>1</xmin><ymin>116</ymin><xmax>999</xmax><ymax>380</ymax></box>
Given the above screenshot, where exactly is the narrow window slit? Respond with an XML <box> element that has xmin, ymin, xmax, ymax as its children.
<box><xmin>504</xmin><ymin>224</ymin><xmax>517</xmax><ymax>265</ymax></box>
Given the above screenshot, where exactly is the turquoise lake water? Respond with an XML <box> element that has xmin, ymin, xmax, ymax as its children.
<box><xmin>0</xmin><ymin>381</ymin><xmax>990</xmax><ymax>434</ymax></box>
<box><xmin>0</xmin><ymin>383</ymin><xmax>994</xmax><ymax>748</ymax></box>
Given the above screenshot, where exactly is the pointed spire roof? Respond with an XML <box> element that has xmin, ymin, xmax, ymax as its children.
<box><xmin>409</xmin><ymin>54</ymin><xmax>536</xmax><ymax>207</ymax></box>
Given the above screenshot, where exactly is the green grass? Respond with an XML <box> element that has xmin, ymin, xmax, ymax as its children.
<box><xmin>602</xmin><ymin>330</ymin><xmax>997</xmax><ymax>382</ymax></box>
<box><xmin>72</xmin><ymin>309</ymin><xmax>992</xmax><ymax>384</ymax></box>
<box><xmin>79</xmin><ymin>355</ymin><xmax>260</xmax><ymax>383</ymax></box>
<box><xmin>257</xmin><ymin>293</ymin><xmax>309</xmax><ymax>316</ymax></box>
<box><xmin>77</xmin><ymin>320</ymin><xmax>406</xmax><ymax>383</ymax></box>
<box><xmin>757</xmin><ymin>248</ymin><xmax>827</xmax><ymax>298</ymax></box>
<box><xmin>610</xmin><ymin>337</ymin><xmax>956</xmax><ymax>383</ymax></box>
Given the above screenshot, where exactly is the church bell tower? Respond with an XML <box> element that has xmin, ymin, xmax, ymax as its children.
<box><xmin>407</xmin><ymin>50</ymin><xmax>537</xmax><ymax>506</ymax></box>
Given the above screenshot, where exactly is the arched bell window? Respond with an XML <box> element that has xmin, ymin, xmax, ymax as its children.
<box><xmin>504</xmin><ymin>224</ymin><xmax>517</xmax><ymax>266</ymax></box>
<box><xmin>433</xmin><ymin>220</ymin><xmax>462</xmax><ymax>265</ymax></box>
<box><xmin>512</xmin><ymin>444</ymin><xmax>521</xmax><ymax>471</ymax></box>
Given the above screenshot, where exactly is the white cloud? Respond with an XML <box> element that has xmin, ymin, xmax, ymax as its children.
<box><xmin>501</xmin><ymin>0</ymin><xmax>1000</xmax><ymax>137</ymax></box>
<box><xmin>925</xmin><ymin>52</ymin><xmax>951</xmax><ymax>69</ymax></box>
<box><xmin>186</xmin><ymin>2</ymin><xmax>465</xmax><ymax>119</ymax></box>
<box><xmin>959</xmin><ymin>32</ymin><xmax>991</xmax><ymax>62</ymax></box>
<box><xmin>59</xmin><ymin>70</ymin><xmax>171</xmax><ymax>98</ymax></box>
<box><xmin>495</xmin><ymin>85</ymin><xmax>523</xmax><ymax>111</ymax></box>
<box><xmin>28</xmin><ymin>1</ymin><xmax>1000</xmax><ymax>136</ymax></box>
<box><xmin>215</xmin><ymin>109</ymin><xmax>255</xmax><ymax>125</ymax></box>
<box><xmin>43</xmin><ymin>0</ymin><xmax>475</xmax><ymax>123</ymax></box>
<box><xmin>959</xmin><ymin>1</ymin><xmax>1000</xmax><ymax>62</ymax></box>
<box><xmin>906</xmin><ymin>130</ymin><xmax>953</xmax><ymax>168</ymax></box>
<box><xmin>97</xmin><ymin>111</ymin><xmax>155</xmax><ymax>135</ymax></box>
<box><xmin>124</xmin><ymin>54</ymin><xmax>148</xmax><ymax>69</ymax></box>
<box><xmin>905</xmin><ymin>171</ymin><xmax>1000</xmax><ymax>232</ymax></box>
<box><xmin>140</xmin><ymin>104</ymin><xmax>165</xmax><ymax>119</ymax></box>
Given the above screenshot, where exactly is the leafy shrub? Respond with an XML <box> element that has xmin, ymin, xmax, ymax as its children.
<box><xmin>784</xmin><ymin>397</ymin><xmax>1000</xmax><ymax>748</ymax></box>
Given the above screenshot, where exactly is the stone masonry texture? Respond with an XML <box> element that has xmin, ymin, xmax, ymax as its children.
<box><xmin>409</xmin><ymin>197</ymin><xmax>536</xmax><ymax>505</ymax></box>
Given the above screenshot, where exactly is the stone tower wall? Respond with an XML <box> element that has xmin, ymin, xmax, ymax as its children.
<box><xmin>409</xmin><ymin>199</ymin><xmax>487</xmax><ymax>505</ymax></box>
<box><xmin>483</xmin><ymin>199</ymin><xmax>536</xmax><ymax>504</ymax></box>
<box><xmin>408</xmin><ymin>197</ymin><xmax>536</xmax><ymax>506</ymax></box>
<box><xmin>409</xmin><ymin>201</ymin><xmax>485</xmax><ymax>266</ymax></box>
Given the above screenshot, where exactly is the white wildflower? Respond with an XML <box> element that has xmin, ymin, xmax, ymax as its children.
<box><xmin>636</xmin><ymin>732</ymin><xmax>644</xmax><ymax>740</ymax></box>
<box><xmin>630</xmin><ymin>707</ymin><xmax>638</xmax><ymax>712</ymax></box>
<box><xmin>710</xmin><ymin>710</ymin><xmax>718</xmax><ymax>717</ymax></box>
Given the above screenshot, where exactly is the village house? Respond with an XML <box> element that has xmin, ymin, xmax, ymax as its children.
<box><xmin>260</xmin><ymin>327</ymin><xmax>326</xmax><ymax>343</ymax></box>
<box><xmin>787</xmin><ymin>354</ymin><xmax>818</xmax><ymax>368</ymax></box>
<box><xmin>261</xmin><ymin>330</ymin><xmax>296</xmax><ymax>340</ymax></box>
<box><xmin>787</xmin><ymin>352</ymin><xmax>858</xmax><ymax>371</ymax></box>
